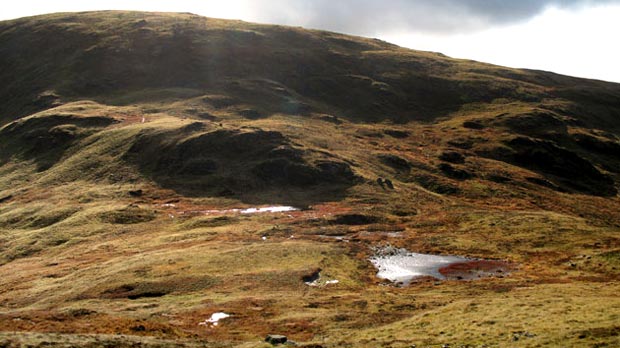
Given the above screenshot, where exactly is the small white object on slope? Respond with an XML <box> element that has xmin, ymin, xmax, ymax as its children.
<box><xmin>305</xmin><ymin>278</ymin><xmax>340</xmax><ymax>287</ymax></box>
<box><xmin>240</xmin><ymin>206</ymin><xmax>297</xmax><ymax>214</ymax></box>
<box><xmin>198</xmin><ymin>312</ymin><xmax>230</xmax><ymax>326</ymax></box>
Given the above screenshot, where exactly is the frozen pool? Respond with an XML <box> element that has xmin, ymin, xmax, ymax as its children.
<box><xmin>239</xmin><ymin>206</ymin><xmax>298</xmax><ymax>214</ymax></box>
<box><xmin>183</xmin><ymin>206</ymin><xmax>299</xmax><ymax>215</ymax></box>
<box><xmin>370</xmin><ymin>247</ymin><xmax>468</xmax><ymax>284</ymax></box>
<box><xmin>370</xmin><ymin>246</ymin><xmax>514</xmax><ymax>284</ymax></box>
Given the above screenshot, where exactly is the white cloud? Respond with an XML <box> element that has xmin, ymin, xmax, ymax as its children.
<box><xmin>382</xmin><ymin>5</ymin><xmax>620</xmax><ymax>82</ymax></box>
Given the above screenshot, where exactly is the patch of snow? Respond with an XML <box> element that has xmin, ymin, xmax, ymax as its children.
<box><xmin>304</xmin><ymin>274</ymin><xmax>339</xmax><ymax>287</ymax></box>
<box><xmin>261</xmin><ymin>236</ymin><xmax>268</xmax><ymax>241</ymax></box>
<box><xmin>189</xmin><ymin>206</ymin><xmax>299</xmax><ymax>215</ymax></box>
<box><xmin>199</xmin><ymin>312</ymin><xmax>230</xmax><ymax>327</ymax></box>
<box><xmin>320</xmin><ymin>235</ymin><xmax>347</xmax><ymax>240</ymax></box>
<box><xmin>240</xmin><ymin>206</ymin><xmax>298</xmax><ymax>214</ymax></box>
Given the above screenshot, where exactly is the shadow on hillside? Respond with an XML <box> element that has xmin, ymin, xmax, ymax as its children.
<box><xmin>124</xmin><ymin>127</ymin><xmax>359</xmax><ymax>206</ymax></box>
<box><xmin>481</xmin><ymin>137</ymin><xmax>618</xmax><ymax>197</ymax></box>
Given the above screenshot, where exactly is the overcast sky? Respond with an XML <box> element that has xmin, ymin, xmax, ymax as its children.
<box><xmin>2</xmin><ymin>0</ymin><xmax>619</xmax><ymax>82</ymax></box>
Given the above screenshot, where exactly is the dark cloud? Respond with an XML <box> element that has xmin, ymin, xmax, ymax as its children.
<box><xmin>246</xmin><ymin>0</ymin><xmax>620</xmax><ymax>35</ymax></box>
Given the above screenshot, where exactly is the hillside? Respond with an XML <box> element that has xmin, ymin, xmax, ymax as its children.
<box><xmin>1</xmin><ymin>11</ymin><xmax>620</xmax><ymax>348</ymax></box>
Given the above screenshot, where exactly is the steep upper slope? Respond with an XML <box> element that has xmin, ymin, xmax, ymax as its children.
<box><xmin>1</xmin><ymin>11</ymin><xmax>620</xmax><ymax>127</ymax></box>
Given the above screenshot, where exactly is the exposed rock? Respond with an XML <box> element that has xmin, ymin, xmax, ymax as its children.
<box><xmin>384</xmin><ymin>178</ymin><xmax>394</xmax><ymax>189</ymax></box>
<box><xmin>265</xmin><ymin>334</ymin><xmax>288</xmax><ymax>345</ymax></box>
<box><xmin>376</xmin><ymin>177</ymin><xmax>385</xmax><ymax>188</ymax></box>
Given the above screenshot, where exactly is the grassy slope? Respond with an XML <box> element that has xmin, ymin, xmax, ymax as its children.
<box><xmin>0</xmin><ymin>11</ymin><xmax>619</xmax><ymax>348</ymax></box>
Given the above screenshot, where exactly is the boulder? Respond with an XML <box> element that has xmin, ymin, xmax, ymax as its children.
<box><xmin>265</xmin><ymin>334</ymin><xmax>288</xmax><ymax>345</ymax></box>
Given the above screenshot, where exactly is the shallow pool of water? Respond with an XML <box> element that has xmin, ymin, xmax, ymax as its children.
<box><xmin>370</xmin><ymin>247</ymin><xmax>468</xmax><ymax>284</ymax></box>
<box><xmin>239</xmin><ymin>206</ymin><xmax>298</xmax><ymax>214</ymax></box>
<box><xmin>184</xmin><ymin>206</ymin><xmax>298</xmax><ymax>215</ymax></box>
<box><xmin>370</xmin><ymin>246</ymin><xmax>514</xmax><ymax>285</ymax></box>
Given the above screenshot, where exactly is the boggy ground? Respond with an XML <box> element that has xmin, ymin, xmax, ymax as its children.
<box><xmin>1</xmin><ymin>11</ymin><xmax>620</xmax><ymax>348</ymax></box>
<box><xmin>1</xmin><ymin>101</ymin><xmax>619</xmax><ymax>348</ymax></box>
